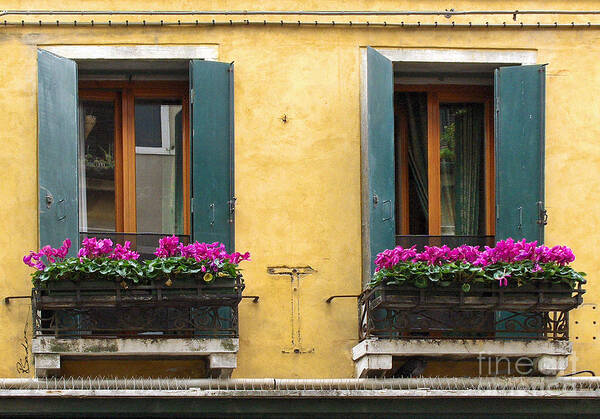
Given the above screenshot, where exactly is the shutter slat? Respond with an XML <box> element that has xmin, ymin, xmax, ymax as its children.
<box><xmin>38</xmin><ymin>50</ymin><xmax>79</xmax><ymax>253</ymax></box>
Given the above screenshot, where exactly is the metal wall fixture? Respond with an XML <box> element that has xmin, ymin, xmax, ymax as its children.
<box><xmin>2</xmin><ymin>9</ymin><xmax>600</xmax><ymax>28</ymax></box>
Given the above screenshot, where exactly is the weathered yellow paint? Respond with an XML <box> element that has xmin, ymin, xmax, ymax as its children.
<box><xmin>1</xmin><ymin>1</ymin><xmax>599</xmax><ymax>378</ymax></box>
<box><xmin>61</xmin><ymin>359</ymin><xmax>208</xmax><ymax>378</ymax></box>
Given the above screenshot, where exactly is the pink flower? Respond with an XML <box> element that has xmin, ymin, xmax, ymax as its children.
<box><xmin>497</xmin><ymin>274</ymin><xmax>510</xmax><ymax>287</ymax></box>
<box><xmin>154</xmin><ymin>235</ymin><xmax>180</xmax><ymax>258</ymax></box>
<box><xmin>52</xmin><ymin>239</ymin><xmax>72</xmax><ymax>259</ymax></box>
<box><xmin>110</xmin><ymin>241</ymin><xmax>140</xmax><ymax>260</ymax></box>
<box><xmin>373</xmin><ymin>238</ymin><xmax>577</xmax><ymax>272</ymax></box>
<box><xmin>374</xmin><ymin>246</ymin><xmax>417</xmax><ymax>271</ymax></box>
<box><xmin>78</xmin><ymin>238</ymin><xmax>113</xmax><ymax>258</ymax></box>
<box><xmin>22</xmin><ymin>238</ymin><xmax>72</xmax><ymax>271</ymax></box>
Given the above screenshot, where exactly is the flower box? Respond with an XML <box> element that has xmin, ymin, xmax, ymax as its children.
<box><xmin>364</xmin><ymin>280</ymin><xmax>583</xmax><ymax>313</ymax></box>
<box><xmin>360</xmin><ymin>239</ymin><xmax>586</xmax><ymax>341</ymax></box>
<box><xmin>34</xmin><ymin>276</ymin><xmax>243</xmax><ymax>308</ymax></box>
<box><xmin>26</xmin><ymin>236</ymin><xmax>250</xmax><ymax>338</ymax></box>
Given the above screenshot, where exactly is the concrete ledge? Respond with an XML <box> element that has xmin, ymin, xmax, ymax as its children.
<box><xmin>33</xmin><ymin>337</ymin><xmax>239</xmax><ymax>378</ymax></box>
<box><xmin>352</xmin><ymin>339</ymin><xmax>572</xmax><ymax>377</ymax></box>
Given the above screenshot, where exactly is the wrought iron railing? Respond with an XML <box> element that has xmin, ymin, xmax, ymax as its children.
<box><xmin>359</xmin><ymin>282</ymin><xmax>584</xmax><ymax>341</ymax></box>
<box><xmin>32</xmin><ymin>277</ymin><xmax>243</xmax><ymax>338</ymax></box>
<box><xmin>79</xmin><ymin>232</ymin><xmax>192</xmax><ymax>260</ymax></box>
<box><xmin>396</xmin><ymin>235</ymin><xmax>495</xmax><ymax>250</ymax></box>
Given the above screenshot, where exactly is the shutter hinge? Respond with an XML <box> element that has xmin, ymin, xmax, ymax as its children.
<box><xmin>228</xmin><ymin>197</ymin><xmax>237</xmax><ymax>223</ymax></box>
<box><xmin>495</xmin><ymin>97</ymin><xmax>500</xmax><ymax>113</ymax></box>
<box><xmin>190</xmin><ymin>197</ymin><xmax>194</xmax><ymax>213</ymax></box>
<box><xmin>537</xmin><ymin>201</ymin><xmax>548</xmax><ymax>225</ymax></box>
<box><xmin>190</xmin><ymin>89</ymin><xmax>194</xmax><ymax>104</ymax></box>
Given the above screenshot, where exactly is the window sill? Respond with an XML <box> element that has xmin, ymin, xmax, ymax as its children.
<box><xmin>352</xmin><ymin>338</ymin><xmax>571</xmax><ymax>378</ymax></box>
<box><xmin>32</xmin><ymin>337</ymin><xmax>239</xmax><ymax>378</ymax></box>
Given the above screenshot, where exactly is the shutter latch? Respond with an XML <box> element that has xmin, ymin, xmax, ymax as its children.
<box><xmin>537</xmin><ymin>201</ymin><xmax>548</xmax><ymax>226</ymax></box>
<box><xmin>228</xmin><ymin>197</ymin><xmax>237</xmax><ymax>223</ymax></box>
<box><xmin>45</xmin><ymin>193</ymin><xmax>54</xmax><ymax>209</ymax></box>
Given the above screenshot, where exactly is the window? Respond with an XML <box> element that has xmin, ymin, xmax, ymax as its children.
<box><xmin>37</xmin><ymin>50</ymin><xmax>235</xmax><ymax>256</ymax></box>
<box><xmin>361</xmin><ymin>47</ymin><xmax>545</xmax><ymax>278</ymax></box>
<box><xmin>78</xmin><ymin>83</ymin><xmax>190</xmax><ymax>240</ymax></box>
<box><xmin>394</xmin><ymin>85</ymin><xmax>495</xmax><ymax>250</ymax></box>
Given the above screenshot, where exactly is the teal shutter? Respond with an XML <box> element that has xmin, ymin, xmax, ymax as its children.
<box><xmin>190</xmin><ymin>60</ymin><xmax>235</xmax><ymax>251</ymax></box>
<box><xmin>495</xmin><ymin>65</ymin><xmax>546</xmax><ymax>338</ymax></box>
<box><xmin>363</xmin><ymin>47</ymin><xmax>396</xmax><ymax>275</ymax></box>
<box><xmin>38</xmin><ymin>50</ymin><xmax>79</xmax><ymax>254</ymax></box>
<box><xmin>495</xmin><ymin>65</ymin><xmax>546</xmax><ymax>243</ymax></box>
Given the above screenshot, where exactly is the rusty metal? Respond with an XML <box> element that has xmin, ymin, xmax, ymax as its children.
<box><xmin>396</xmin><ymin>235</ymin><xmax>495</xmax><ymax>250</ymax></box>
<box><xmin>32</xmin><ymin>276</ymin><xmax>243</xmax><ymax>338</ymax></box>
<box><xmin>325</xmin><ymin>295</ymin><xmax>360</xmax><ymax>303</ymax></box>
<box><xmin>4</xmin><ymin>295</ymin><xmax>32</xmax><ymax>304</ymax></box>
<box><xmin>3</xmin><ymin>10</ymin><xmax>600</xmax><ymax>17</ymax></box>
<box><xmin>359</xmin><ymin>282</ymin><xmax>584</xmax><ymax>341</ymax></box>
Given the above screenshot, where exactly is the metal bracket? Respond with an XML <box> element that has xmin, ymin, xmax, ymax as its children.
<box><xmin>382</xmin><ymin>199</ymin><xmax>393</xmax><ymax>221</ymax></box>
<box><xmin>209</xmin><ymin>203</ymin><xmax>215</xmax><ymax>227</ymax></box>
<box><xmin>56</xmin><ymin>199</ymin><xmax>66</xmax><ymax>221</ymax></box>
<box><xmin>372</xmin><ymin>194</ymin><xmax>379</xmax><ymax>207</ymax></box>
<box><xmin>228</xmin><ymin>197</ymin><xmax>236</xmax><ymax>223</ymax></box>
<box><xmin>4</xmin><ymin>295</ymin><xmax>31</xmax><ymax>304</ymax></box>
<box><xmin>267</xmin><ymin>266</ymin><xmax>315</xmax><ymax>354</ymax></box>
<box><xmin>537</xmin><ymin>201</ymin><xmax>548</xmax><ymax>225</ymax></box>
<box><xmin>242</xmin><ymin>295</ymin><xmax>259</xmax><ymax>303</ymax></box>
<box><xmin>326</xmin><ymin>294</ymin><xmax>360</xmax><ymax>303</ymax></box>
<box><xmin>45</xmin><ymin>194</ymin><xmax>53</xmax><ymax>209</ymax></box>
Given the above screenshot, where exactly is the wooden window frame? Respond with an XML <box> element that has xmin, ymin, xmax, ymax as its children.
<box><xmin>79</xmin><ymin>81</ymin><xmax>190</xmax><ymax>235</ymax></box>
<box><xmin>395</xmin><ymin>84</ymin><xmax>495</xmax><ymax>236</ymax></box>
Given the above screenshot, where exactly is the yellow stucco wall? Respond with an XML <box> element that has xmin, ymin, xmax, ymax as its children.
<box><xmin>1</xmin><ymin>1</ymin><xmax>599</xmax><ymax>378</ymax></box>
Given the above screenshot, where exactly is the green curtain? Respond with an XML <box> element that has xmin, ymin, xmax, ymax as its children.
<box><xmin>404</xmin><ymin>93</ymin><xmax>429</xmax><ymax>222</ymax></box>
<box><xmin>174</xmin><ymin>109</ymin><xmax>184</xmax><ymax>235</ymax></box>
<box><xmin>454</xmin><ymin>104</ymin><xmax>484</xmax><ymax>235</ymax></box>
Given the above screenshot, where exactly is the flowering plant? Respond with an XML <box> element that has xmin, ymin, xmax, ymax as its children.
<box><xmin>371</xmin><ymin>239</ymin><xmax>586</xmax><ymax>292</ymax></box>
<box><xmin>24</xmin><ymin>236</ymin><xmax>249</xmax><ymax>287</ymax></box>
<box><xmin>145</xmin><ymin>236</ymin><xmax>250</xmax><ymax>284</ymax></box>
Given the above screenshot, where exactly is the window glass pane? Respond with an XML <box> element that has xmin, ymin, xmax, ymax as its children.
<box><xmin>134</xmin><ymin>103</ymin><xmax>163</xmax><ymax>148</ymax></box>
<box><xmin>396</xmin><ymin>92</ymin><xmax>429</xmax><ymax>235</ymax></box>
<box><xmin>134</xmin><ymin>99</ymin><xmax>184</xmax><ymax>234</ymax></box>
<box><xmin>439</xmin><ymin>103</ymin><xmax>485</xmax><ymax>236</ymax></box>
<box><xmin>79</xmin><ymin>100</ymin><xmax>116</xmax><ymax>232</ymax></box>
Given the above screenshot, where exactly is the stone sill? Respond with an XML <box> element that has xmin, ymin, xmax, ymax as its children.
<box><xmin>352</xmin><ymin>338</ymin><xmax>572</xmax><ymax>377</ymax></box>
<box><xmin>32</xmin><ymin>337</ymin><xmax>239</xmax><ymax>378</ymax></box>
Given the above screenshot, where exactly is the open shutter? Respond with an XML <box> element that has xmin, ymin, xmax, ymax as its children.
<box><xmin>495</xmin><ymin>65</ymin><xmax>546</xmax><ymax>243</ymax></box>
<box><xmin>362</xmin><ymin>47</ymin><xmax>396</xmax><ymax>278</ymax></box>
<box><xmin>190</xmin><ymin>60</ymin><xmax>235</xmax><ymax>250</ymax></box>
<box><xmin>495</xmin><ymin>64</ymin><xmax>546</xmax><ymax>338</ymax></box>
<box><xmin>38</xmin><ymin>50</ymin><xmax>79</xmax><ymax>254</ymax></box>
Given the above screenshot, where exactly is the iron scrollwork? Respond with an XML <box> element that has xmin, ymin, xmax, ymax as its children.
<box><xmin>359</xmin><ymin>282</ymin><xmax>582</xmax><ymax>341</ymax></box>
<box><xmin>32</xmin><ymin>277</ymin><xmax>243</xmax><ymax>339</ymax></box>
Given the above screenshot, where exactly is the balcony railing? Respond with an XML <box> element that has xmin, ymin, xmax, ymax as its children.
<box><xmin>79</xmin><ymin>232</ymin><xmax>191</xmax><ymax>260</ymax></box>
<box><xmin>396</xmin><ymin>235</ymin><xmax>495</xmax><ymax>250</ymax></box>
<box><xmin>32</xmin><ymin>276</ymin><xmax>243</xmax><ymax>338</ymax></box>
<box><xmin>359</xmin><ymin>282</ymin><xmax>584</xmax><ymax>341</ymax></box>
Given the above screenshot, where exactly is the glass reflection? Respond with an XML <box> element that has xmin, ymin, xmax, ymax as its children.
<box><xmin>134</xmin><ymin>99</ymin><xmax>184</xmax><ymax>234</ymax></box>
<box><xmin>79</xmin><ymin>100</ymin><xmax>116</xmax><ymax>232</ymax></box>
